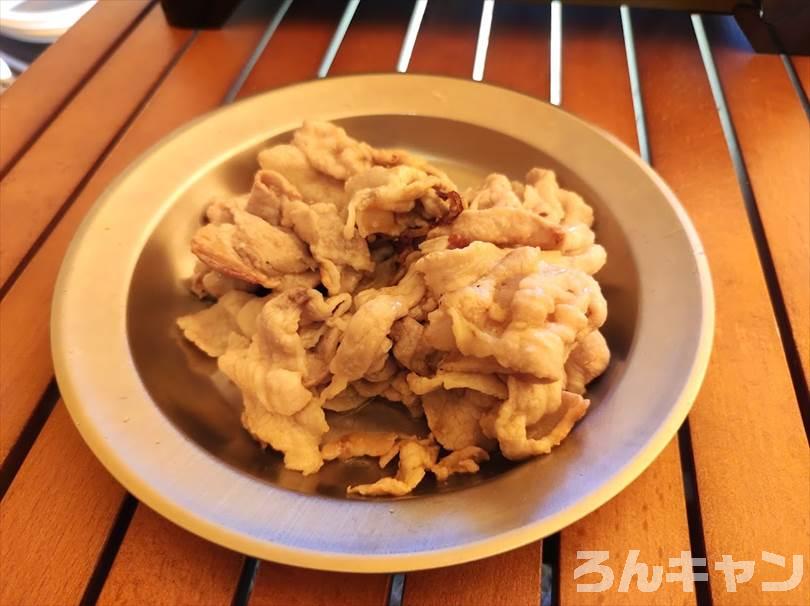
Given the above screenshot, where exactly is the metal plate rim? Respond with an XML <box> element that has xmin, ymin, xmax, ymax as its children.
<box><xmin>51</xmin><ymin>74</ymin><xmax>714</xmax><ymax>572</ymax></box>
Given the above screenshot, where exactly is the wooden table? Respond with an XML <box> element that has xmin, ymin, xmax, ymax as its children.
<box><xmin>1</xmin><ymin>1</ymin><xmax>807</xmax><ymax>604</ymax></box>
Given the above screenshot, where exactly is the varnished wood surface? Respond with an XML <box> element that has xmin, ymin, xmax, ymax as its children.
<box><xmin>634</xmin><ymin>10</ymin><xmax>810</xmax><ymax>605</ymax></box>
<box><xmin>708</xmin><ymin>16</ymin><xmax>810</xmax><ymax>381</ymax></box>
<box><xmin>0</xmin><ymin>4</ymin><xmax>191</xmax><ymax>287</ymax></box>
<box><xmin>0</xmin><ymin>3</ymin><xmax>807</xmax><ymax>606</ymax></box>
<box><xmin>556</xmin><ymin>9</ymin><xmax>694</xmax><ymax>605</ymax></box>
<box><xmin>0</xmin><ymin>0</ymin><xmax>153</xmax><ymax>176</ymax></box>
<box><xmin>402</xmin><ymin>544</ymin><xmax>542</xmax><ymax>606</ymax></box>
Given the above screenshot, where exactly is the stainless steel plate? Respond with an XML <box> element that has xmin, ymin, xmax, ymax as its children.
<box><xmin>52</xmin><ymin>75</ymin><xmax>714</xmax><ymax>572</ymax></box>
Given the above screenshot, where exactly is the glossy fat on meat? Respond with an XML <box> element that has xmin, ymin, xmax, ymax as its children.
<box><xmin>293</xmin><ymin>120</ymin><xmax>375</xmax><ymax>181</ymax></box>
<box><xmin>176</xmin><ymin>291</ymin><xmax>255</xmax><ymax>357</ymax></box>
<box><xmin>347</xmin><ymin>438</ymin><xmax>439</xmax><ymax>497</ymax></box>
<box><xmin>407</xmin><ymin>371</ymin><xmax>508</xmax><ymax>400</ymax></box>
<box><xmin>344</xmin><ymin>165</ymin><xmax>444</xmax><ymax>238</ymax></box>
<box><xmin>257</xmin><ymin>143</ymin><xmax>348</xmax><ymax>211</ymax></box>
<box><xmin>431</xmin><ymin>446</ymin><xmax>490</xmax><ymax>482</ymax></box>
<box><xmin>431</xmin><ymin>207</ymin><xmax>565</xmax><ymax>249</ymax></box>
<box><xmin>422</xmin><ymin>389</ymin><xmax>497</xmax><ymax>451</ymax></box>
<box><xmin>191</xmin><ymin>210</ymin><xmax>315</xmax><ymax>287</ymax></box>
<box><xmin>321</xmin><ymin>431</ymin><xmax>399</xmax><ymax>461</ymax></box>
<box><xmin>241</xmin><ymin>395</ymin><xmax>328</xmax><ymax>475</ymax></box>
<box><xmin>564</xmin><ymin>329</ymin><xmax>610</xmax><ymax>395</ymax></box>
<box><xmin>178</xmin><ymin>121</ymin><xmax>611</xmax><ymax>496</ymax></box>
<box><xmin>437</xmin><ymin>248</ymin><xmax>607</xmax><ymax>381</ymax></box>
<box><xmin>412</xmin><ymin>241</ymin><xmax>508</xmax><ymax>298</ymax></box>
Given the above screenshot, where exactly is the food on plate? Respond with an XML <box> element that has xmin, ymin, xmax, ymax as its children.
<box><xmin>177</xmin><ymin>121</ymin><xmax>609</xmax><ymax>496</ymax></box>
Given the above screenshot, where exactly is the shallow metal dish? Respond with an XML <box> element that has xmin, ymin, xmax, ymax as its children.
<box><xmin>52</xmin><ymin>74</ymin><xmax>713</xmax><ymax>572</ymax></box>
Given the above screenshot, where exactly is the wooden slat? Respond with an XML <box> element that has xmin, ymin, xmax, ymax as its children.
<box><xmin>0</xmin><ymin>0</ymin><xmax>152</xmax><ymax>175</ymax></box>
<box><xmin>89</xmin><ymin>3</ymin><xmax>281</xmax><ymax>601</ymax></box>
<box><xmin>484</xmin><ymin>0</ymin><xmax>550</xmax><ymax>99</ymax></box>
<box><xmin>239</xmin><ymin>4</ymin><xmax>400</xmax><ymax>603</ymax></box>
<box><xmin>402</xmin><ymin>545</ymin><xmax>541</xmax><ymax>606</ymax></box>
<box><xmin>0</xmin><ymin>6</ymin><xmax>285</xmax><ymax>604</ymax></box>
<box><xmin>408</xmin><ymin>0</ymin><xmax>480</xmax><ymax>77</ymax></box>
<box><xmin>0</xmin><ymin>3</ymin><xmax>192</xmax><ymax>288</ymax></box>
<box><xmin>249</xmin><ymin>564</ymin><xmax>390</xmax><ymax>606</ymax></box>
<box><xmin>97</xmin><ymin>506</ymin><xmax>244</xmax><ymax>606</ymax></box>
<box><xmin>633</xmin><ymin>11</ymin><xmax>810</xmax><ymax>605</ymax></box>
<box><xmin>237</xmin><ymin>0</ymin><xmax>346</xmax><ymax>97</ymax></box>
<box><xmin>382</xmin><ymin>4</ymin><xmax>547</xmax><ymax>603</ymax></box>
<box><xmin>558</xmin><ymin>8</ymin><xmax>694</xmax><ymax>606</ymax></box>
<box><xmin>0</xmin><ymin>403</ymin><xmax>125</xmax><ymax>606</ymax></box>
<box><xmin>708</xmin><ymin>17</ymin><xmax>810</xmax><ymax>380</ymax></box>
<box><xmin>0</xmin><ymin>6</ymin><xmax>190</xmax><ymax>467</ymax></box>
<box><xmin>328</xmin><ymin>0</ymin><xmax>412</xmax><ymax>74</ymax></box>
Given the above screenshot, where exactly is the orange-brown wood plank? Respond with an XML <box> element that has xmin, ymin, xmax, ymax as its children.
<box><xmin>404</xmin><ymin>4</ymin><xmax>547</xmax><ymax>603</ymax></box>
<box><xmin>557</xmin><ymin>8</ymin><xmax>694</xmax><ymax>605</ymax></box>
<box><xmin>0</xmin><ymin>3</ymin><xmax>192</xmax><ymax>288</ymax></box>
<box><xmin>402</xmin><ymin>545</ymin><xmax>542</xmax><ymax>606</ymax></box>
<box><xmin>249</xmin><ymin>564</ymin><xmax>391</xmax><ymax>606</ymax></box>
<box><xmin>240</xmin><ymin>4</ymin><xmax>402</xmax><ymax>602</ymax></box>
<box><xmin>0</xmin><ymin>403</ymin><xmax>125</xmax><ymax>606</ymax></box>
<box><xmin>634</xmin><ymin>11</ymin><xmax>810</xmax><ymax>605</ymax></box>
<box><xmin>237</xmin><ymin>0</ymin><xmax>346</xmax><ymax>97</ymax></box>
<box><xmin>708</xmin><ymin>17</ymin><xmax>810</xmax><ymax>380</ymax></box>
<box><xmin>484</xmin><ymin>0</ymin><xmax>550</xmax><ymax>99</ymax></box>
<box><xmin>0</xmin><ymin>4</ymin><xmax>284</xmax><ymax>604</ymax></box>
<box><xmin>0</xmin><ymin>4</ymin><xmax>189</xmax><ymax>466</ymax></box>
<box><xmin>408</xmin><ymin>0</ymin><xmax>480</xmax><ymax>77</ymax></box>
<box><xmin>97</xmin><ymin>506</ymin><xmax>245</xmax><ymax>606</ymax></box>
<box><xmin>0</xmin><ymin>0</ymin><xmax>153</xmax><ymax>175</ymax></box>
<box><xmin>791</xmin><ymin>56</ymin><xmax>810</xmax><ymax>98</ymax></box>
<box><xmin>329</xmin><ymin>0</ymin><xmax>412</xmax><ymax>74</ymax></box>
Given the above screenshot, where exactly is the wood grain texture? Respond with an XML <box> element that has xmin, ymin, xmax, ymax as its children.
<box><xmin>237</xmin><ymin>0</ymin><xmax>345</xmax><ymax>97</ymax></box>
<box><xmin>0</xmin><ymin>0</ymin><xmax>274</xmax><ymax>470</ymax></box>
<box><xmin>0</xmin><ymin>0</ymin><xmax>152</xmax><ymax>176</ymax></box>
<box><xmin>0</xmin><ymin>5</ymin><xmax>282</xmax><ymax>603</ymax></box>
<box><xmin>634</xmin><ymin>11</ymin><xmax>810</xmax><ymax>605</ymax></box>
<box><xmin>408</xmin><ymin>0</ymin><xmax>480</xmax><ymax>77</ymax></box>
<box><xmin>0</xmin><ymin>4</ymin><xmax>191</xmax><ymax>288</ymax></box>
<box><xmin>0</xmin><ymin>403</ymin><xmax>125</xmax><ymax>606</ymax></box>
<box><xmin>249</xmin><ymin>563</ymin><xmax>391</xmax><ymax>606</ymax></box>
<box><xmin>239</xmin><ymin>5</ymin><xmax>401</xmax><ymax>602</ymax></box>
<box><xmin>88</xmin><ymin>4</ymin><xmax>282</xmax><ymax>603</ymax></box>
<box><xmin>708</xmin><ymin>16</ymin><xmax>810</xmax><ymax>380</ymax></box>
<box><xmin>329</xmin><ymin>0</ymin><xmax>412</xmax><ymax>74</ymax></box>
<box><xmin>557</xmin><ymin>8</ymin><xmax>694</xmax><ymax>605</ymax></box>
<box><xmin>402</xmin><ymin>544</ymin><xmax>541</xmax><ymax>606</ymax></box>
<box><xmin>405</xmin><ymin>6</ymin><xmax>547</xmax><ymax>603</ymax></box>
<box><xmin>97</xmin><ymin>506</ymin><xmax>245</xmax><ymax>606</ymax></box>
<box><xmin>484</xmin><ymin>0</ymin><xmax>550</xmax><ymax>99</ymax></box>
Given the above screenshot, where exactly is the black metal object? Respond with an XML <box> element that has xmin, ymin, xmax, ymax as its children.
<box><xmin>157</xmin><ymin>1</ymin><xmax>808</xmax><ymax>54</ymax></box>
<box><xmin>160</xmin><ymin>0</ymin><xmax>242</xmax><ymax>28</ymax></box>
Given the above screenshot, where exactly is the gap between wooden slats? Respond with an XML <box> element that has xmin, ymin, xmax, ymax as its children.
<box><xmin>0</xmin><ymin>403</ymin><xmax>127</xmax><ymax>606</ymax></box>
<box><xmin>787</xmin><ymin>56</ymin><xmax>809</xmax><ymax>100</ymax></box>
<box><xmin>0</xmin><ymin>3</ymin><xmax>193</xmax><ymax>472</ymax></box>
<box><xmin>702</xmin><ymin>16</ymin><xmax>809</xmax><ymax>427</ymax></box>
<box><xmin>0</xmin><ymin>0</ymin><xmax>154</xmax><ymax>177</ymax></box>
<box><xmin>553</xmin><ymin>7</ymin><xmax>695</xmax><ymax>606</ymax></box>
<box><xmin>631</xmin><ymin>10</ymin><xmax>810</xmax><ymax>605</ymax></box>
<box><xmin>236</xmin><ymin>0</ymin><xmax>347</xmax><ymax>97</ymax></box>
<box><xmin>0</xmin><ymin>3</ymin><xmax>193</xmax><ymax>291</ymax></box>
<box><xmin>395</xmin><ymin>4</ymin><xmax>550</xmax><ymax>604</ymax></box>
<box><xmin>402</xmin><ymin>545</ymin><xmax>542</xmax><ymax>606</ymax></box>
<box><xmin>406</xmin><ymin>0</ymin><xmax>480</xmax><ymax>77</ymax></box>
<box><xmin>239</xmin><ymin>0</ymin><xmax>409</xmax><ymax>606</ymax></box>
<box><xmin>0</xmin><ymin>3</ymin><xmax>290</xmax><ymax>604</ymax></box>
